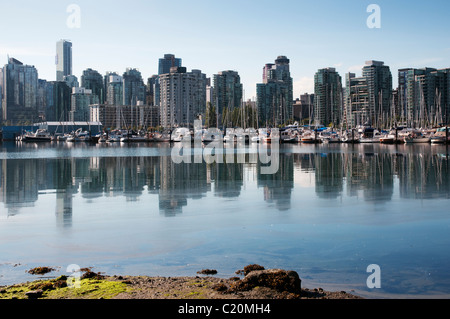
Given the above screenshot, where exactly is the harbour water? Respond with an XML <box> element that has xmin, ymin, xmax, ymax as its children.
<box><xmin>0</xmin><ymin>141</ymin><xmax>449</xmax><ymax>299</ymax></box>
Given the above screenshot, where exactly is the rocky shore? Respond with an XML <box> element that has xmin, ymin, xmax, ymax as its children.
<box><xmin>0</xmin><ymin>265</ymin><xmax>363</xmax><ymax>300</ymax></box>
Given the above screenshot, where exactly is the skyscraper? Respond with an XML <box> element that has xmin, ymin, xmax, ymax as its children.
<box><xmin>399</xmin><ymin>67</ymin><xmax>450</xmax><ymax>127</ymax></box>
<box><xmin>122</xmin><ymin>68</ymin><xmax>146</xmax><ymax>106</ymax></box>
<box><xmin>345</xmin><ymin>61</ymin><xmax>392</xmax><ymax>127</ymax></box>
<box><xmin>159</xmin><ymin>66</ymin><xmax>206</xmax><ymax>128</ymax></box>
<box><xmin>81</xmin><ymin>68</ymin><xmax>104</xmax><ymax>104</ymax></box>
<box><xmin>362</xmin><ymin>60</ymin><xmax>392</xmax><ymax>126</ymax></box>
<box><xmin>158</xmin><ymin>54</ymin><xmax>182</xmax><ymax>75</ymax></box>
<box><xmin>106</xmin><ymin>73</ymin><xmax>123</xmax><ymax>106</ymax></box>
<box><xmin>256</xmin><ymin>56</ymin><xmax>293</xmax><ymax>127</ymax></box>
<box><xmin>213</xmin><ymin>70</ymin><xmax>243</xmax><ymax>119</ymax></box>
<box><xmin>56</xmin><ymin>40</ymin><xmax>73</xmax><ymax>81</ymax></box>
<box><xmin>313</xmin><ymin>68</ymin><xmax>343</xmax><ymax>127</ymax></box>
<box><xmin>154</xmin><ymin>54</ymin><xmax>183</xmax><ymax>107</ymax></box>
<box><xmin>1</xmin><ymin>58</ymin><xmax>39</xmax><ymax>124</ymax></box>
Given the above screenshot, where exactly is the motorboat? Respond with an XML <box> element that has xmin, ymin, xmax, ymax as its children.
<box><xmin>19</xmin><ymin>129</ymin><xmax>53</xmax><ymax>142</ymax></box>
<box><xmin>171</xmin><ymin>128</ymin><xmax>192</xmax><ymax>142</ymax></box>
<box><xmin>280</xmin><ymin>129</ymin><xmax>297</xmax><ymax>143</ymax></box>
<box><xmin>359</xmin><ymin>127</ymin><xmax>381</xmax><ymax>143</ymax></box>
<box><xmin>120</xmin><ymin>130</ymin><xmax>149</xmax><ymax>143</ymax></box>
<box><xmin>379</xmin><ymin>133</ymin><xmax>396</xmax><ymax>144</ymax></box>
<box><xmin>202</xmin><ymin>129</ymin><xmax>222</xmax><ymax>144</ymax></box>
<box><xmin>153</xmin><ymin>131</ymin><xmax>171</xmax><ymax>143</ymax></box>
<box><xmin>262</xmin><ymin>129</ymin><xmax>280</xmax><ymax>144</ymax></box>
<box><xmin>403</xmin><ymin>130</ymin><xmax>431</xmax><ymax>144</ymax></box>
<box><xmin>300</xmin><ymin>130</ymin><xmax>319</xmax><ymax>144</ymax></box>
<box><xmin>341</xmin><ymin>130</ymin><xmax>359</xmax><ymax>144</ymax></box>
<box><xmin>431</xmin><ymin>127</ymin><xmax>450</xmax><ymax>144</ymax></box>
<box><xmin>223</xmin><ymin>128</ymin><xmax>237</xmax><ymax>143</ymax></box>
<box><xmin>319</xmin><ymin>131</ymin><xmax>341</xmax><ymax>144</ymax></box>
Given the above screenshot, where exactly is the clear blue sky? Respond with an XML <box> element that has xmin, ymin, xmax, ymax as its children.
<box><xmin>1</xmin><ymin>0</ymin><xmax>450</xmax><ymax>99</ymax></box>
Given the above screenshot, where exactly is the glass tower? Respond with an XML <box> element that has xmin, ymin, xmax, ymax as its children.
<box><xmin>56</xmin><ymin>40</ymin><xmax>72</xmax><ymax>81</ymax></box>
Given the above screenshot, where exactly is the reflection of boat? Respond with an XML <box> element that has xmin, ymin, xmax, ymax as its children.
<box><xmin>20</xmin><ymin>129</ymin><xmax>52</xmax><ymax>142</ymax></box>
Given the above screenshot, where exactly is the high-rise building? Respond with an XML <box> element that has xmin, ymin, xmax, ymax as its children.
<box><xmin>362</xmin><ymin>60</ymin><xmax>392</xmax><ymax>126</ymax></box>
<box><xmin>256</xmin><ymin>56</ymin><xmax>293</xmax><ymax>127</ymax></box>
<box><xmin>313</xmin><ymin>68</ymin><xmax>343</xmax><ymax>127</ymax></box>
<box><xmin>122</xmin><ymin>68</ymin><xmax>146</xmax><ymax>106</ymax></box>
<box><xmin>399</xmin><ymin>67</ymin><xmax>450</xmax><ymax>127</ymax></box>
<box><xmin>81</xmin><ymin>68</ymin><xmax>105</xmax><ymax>104</ymax></box>
<box><xmin>293</xmin><ymin>93</ymin><xmax>314</xmax><ymax>123</ymax></box>
<box><xmin>345</xmin><ymin>73</ymin><xmax>370</xmax><ymax>127</ymax></box>
<box><xmin>106</xmin><ymin>73</ymin><xmax>123</xmax><ymax>106</ymax></box>
<box><xmin>56</xmin><ymin>40</ymin><xmax>72</xmax><ymax>81</ymax></box>
<box><xmin>70</xmin><ymin>87</ymin><xmax>96</xmax><ymax>122</ymax></box>
<box><xmin>48</xmin><ymin>81</ymin><xmax>71</xmax><ymax>122</ymax></box>
<box><xmin>344</xmin><ymin>61</ymin><xmax>392</xmax><ymax>127</ymax></box>
<box><xmin>212</xmin><ymin>70</ymin><xmax>243</xmax><ymax>120</ymax></box>
<box><xmin>159</xmin><ymin>66</ymin><xmax>207</xmax><ymax>128</ymax></box>
<box><xmin>64</xmin><ymin>75</ymin><xmax>79</xmax><ymax>89</ymax></box>
<box><xmin>152</xmin><ymin>54</ymin><xmax>183</xmax><ymax>107</ymax></box>
<box><xmin>146</xmin><ymin>75</ymin><xmax>159</xmax><ymax>106</ymax></box>
<box><xmin>1</xmin><ymin>58</ymin><xmax>39</xmax><ymax>124</ymax></box>
<box><xmin>158</xmin><ymin>54</ymin><xmax>182</xmax><ymax>75</ymax></box>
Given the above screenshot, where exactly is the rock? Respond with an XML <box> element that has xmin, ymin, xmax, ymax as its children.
<box><xmin>235</xmin><ymin>269</ymin><xmax>301</xmax><ymax>294</ymax></box>
<box><xmin>197</xmin><ymin>269</ymin><xmax>218</xmax><ymax>275</ymax></box>
<box><xmin>243</xmin><ymin>264</ymin><xmax>265</xmax><ymax>275</ymax></box>
<box><xmin>26</xmin><ymin>289</ymin><xmax>43</xmax><ymax>299</ymax></box>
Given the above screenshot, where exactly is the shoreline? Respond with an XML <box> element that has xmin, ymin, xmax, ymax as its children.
<box><xmin>0</xmin><ymin>265</ymin><xmax>363</xmax><ymax>300</ymax></box>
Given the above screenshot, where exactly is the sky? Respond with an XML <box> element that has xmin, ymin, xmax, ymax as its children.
<box><xmin>1</xmin><ymin>0</ymin><xmax>450</xmax><ymax>100</ymax></box>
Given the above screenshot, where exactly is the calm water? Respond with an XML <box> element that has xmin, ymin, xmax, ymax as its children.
<box><xmin>0</xmin><ymin>141</ymin><xmax>449</xmax><ymax>299</ymax></box>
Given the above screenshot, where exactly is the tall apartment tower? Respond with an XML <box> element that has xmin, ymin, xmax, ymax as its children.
<box><xmin>212</xmin><ymin>70</ymin><xmax>243</xmax><ymax>118</ymax></box>
<box><xmin>158</xmin><ymin>54</ymin><xmax>182</xmax><ymax>75</ymax></box>
<box><xmin>313</xmin><ymin>68</ymin><xmax>343</xmax><ymax>127</ymax></box>
<box><xmin>362</xmin><ymin>60</ymin><xmax>392</xmax><ymax>126</ymax></box>
<box><xmin>1</xmin><ymin>58</ymin><xmax>39</xmax><ymax>124</ymax></box>
<box><xmin>398</xmin><ymin>67</ymin><xmax>450</xmax><ymax>127</ymax></box>
<box><xmin>344</xmin><ymin>61</ymin><xmax>392</xmax><ymax>127</ymax></box>
<box><xmin>159</xmin><ymin>66</ymin><xmax>206</xmax><ymax>128</ymax></box>
<box><xmin>122</xmin><ymin>68</ymin><xmax>146</xmax><ymax>106</ymax></box>
<box><xmin>256</xmin><ymin>56</ymin><xmax>293</xmax><ymax>127</ymax></box>
<box><xmin>56</xmin><ymin>40</ymin><xmax>73</xmax><ymax>81</ymax></box>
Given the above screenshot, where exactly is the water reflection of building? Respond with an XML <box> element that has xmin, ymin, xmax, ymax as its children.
<box><xmin>159</xmin><ymin>156</ymin><xmax>211</xmax><ymax>216</ymax></box>
<box><xmin>1</xmin><ymin>148</ymin><xmax>448</xmax><ymax>221</ymax></box>
<box><xmin>0</xmin><ymin>159</ymin><xmax>40</xmax><ymax>216</ymax></box>
<box><xmin>314</xmin><ymin>153</ymin><xmax>344</xmax><ymax>199</ymax></box>
<box><xmin>345</xmin><ymin>151</ymin><xmax>394</xmax><ymax>202</ymax></box>
<box><xmin>396</xmin><ymin>151</ymin><xmax>450</xmax><ymax>199</ymax></box>
<box><xmin>257</xmin><ymin>152</ymin><xmax>294</xmax><ymax>211</ymax></box>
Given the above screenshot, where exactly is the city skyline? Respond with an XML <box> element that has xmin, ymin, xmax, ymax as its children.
<box><xmin>1</xmin><ymin>0</ymin><xmax>450</xmax><ymax>99</ymax></box>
